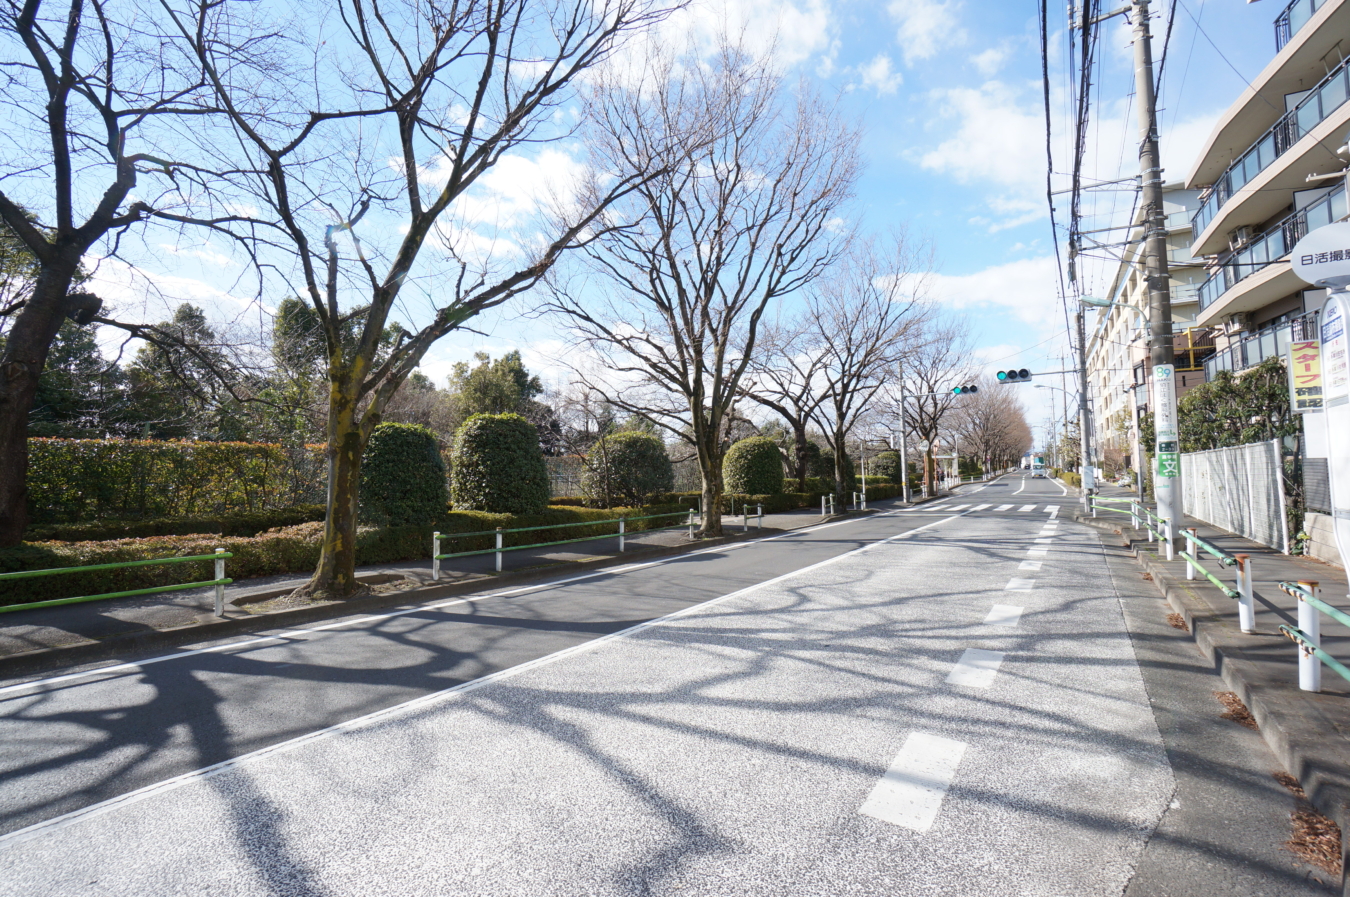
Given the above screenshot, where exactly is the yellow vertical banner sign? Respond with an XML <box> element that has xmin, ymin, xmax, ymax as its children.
<box><xmin>1287</xmin><ymin>340</ymin><xmax>1323</xmax><ymax>413</ymax></box>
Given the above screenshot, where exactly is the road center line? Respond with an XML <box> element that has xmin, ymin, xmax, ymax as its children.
<box><xmin>1005</xmin><ymin>578</ymin><xmax>1036</xmax><ymax>591</ymax></box>
<box><xmin>1047</xmin><ymin>505</ymin><xmax>1061</xmax><ymax>518</ymax></box>
<box><xmin>946</xmin><ymin>648</ymin><xmax>1006</xmax><ymax>688</ymax></box>
<box><xmin>859</xmin><ymin>732</ymin><xmax>968</xmax><ymax>833</ymax></box>
<box><xmin>1018</xmin><ymin>560</ymin><xmax>1042</xmax><ymax>572</ymax></box>
<box><xmin>984</xmin><ymin>604</ymin><xmax>1023</xmax><ymax>626</ymax></box>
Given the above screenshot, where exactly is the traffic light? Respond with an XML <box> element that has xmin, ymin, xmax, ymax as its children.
<box><xmin>997</xmin><ymin>369</ymin><xmax>1033</xmax><ymax>383</ymax></box>
<box><xmin>952</xmin><ymin>384</ymin><xmax>979</xmax><ymax>395</ymax></box>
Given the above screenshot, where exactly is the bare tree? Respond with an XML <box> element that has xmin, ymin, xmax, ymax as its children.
<box><xmin>740</xmin><ymin>314</ymin><xmax>828</xmax><ymax>491</ymax></box>
<box><xmin>0</xmin><ymin>0</ymin><xmax>227</xmax><ymax>544</ymax></box>
<box><xmin>550</xmin><ymin>41</ymin><xmax>859</xmax><ymax>535</ymax></box>
<box><xmin>952</xmin><ymin>376</ymin><xmax>1033</xmax><ymax>473</ymax></box>
<box><xmin>808</xmin><ymin>236</ymin><xmax>931</xmax><ymax>494</ymax></box>
<box><xmin>876</xmin><ymin>315</ymin><xmax>976</xmax><ymax>492</ymax></box>
<box><xmin>158</xmin><ymin>0</ymin><xmax>680</xmax><ymax>597</ymax></box>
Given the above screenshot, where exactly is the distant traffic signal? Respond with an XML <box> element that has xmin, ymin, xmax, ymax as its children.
<box><xmin>952</xmin><ymin>384</ymin><xmax>979</xmax><ymax>394</ymax></box>
<box><xmin>997</xmin><ymin>369</ymin><xmax>1033</xmax><ymax>382</ymax></box>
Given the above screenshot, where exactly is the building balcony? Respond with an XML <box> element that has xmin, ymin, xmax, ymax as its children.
<box><xmin>1187</xmin><ymin>0</ymin><xmax>1349</xmax><ymax>190</ymax></box>
<box><xmin>1204</xmin><ymin>310</ymin><xmax>1320</xmax><ymax>380</ymax></box>
<box><xmin>1276</xmin><ymin>0</ymin><xmax>1330</xmax><ymax>50</ymax></box>
<box><xmin>1195</xmin><ymin>182</ymin><xmax>1346</xmax><ymax>326</ymax></box>
<box><xmin>1190</xmin><ymin>53</ymin><xmax>1350</xmax><ymax>253</ymax></box>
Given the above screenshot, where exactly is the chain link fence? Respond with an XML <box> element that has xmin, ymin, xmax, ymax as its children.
<box><xmin>1181</xmin><ymin>439</ymin><xmax>1289</xmax><ymax>553</ymax></box>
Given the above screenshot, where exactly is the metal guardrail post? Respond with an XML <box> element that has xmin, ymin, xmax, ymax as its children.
<box><xmin>619</xmin><ymin>517</ymin><xmax>626</xmax><ymax>552</ymax></box>
<box><xmin>1235</xmin><ymin>553</ymin><xmax>1255</xmax><ymax>633</ymax></box>
<box><xmin>1130</xmin><ymin>502</ymin><xmax>1139</xmax><ymax>531</ymax></box>
<box><xmin>1164</xmin><ymin>520</ymin><xmax>1174</xmax><ymax>561</ymax></box>
<box><xmin>214</xmin><ymin>548</ymin><xmax>226</xmax><ymax>617</ymax></box>
<box><xmin>743</xmin><ymin>507</ymin><xmax>749</xmax><ymax>532</ymax></box>
<box><xmin>432</xmin><ymin>532</ymin><xmax>441</xmax><ymax>581</ymax></box>
<box><xmin>829</xmin><ymin>494</ymin><xmax>835</xmax><ymax>515</ymax></box>
<box><xmin>688</xmin><ymin>510</ymin><xmax>695</xmax><ymax>539</ymax></box>
<box><xmin>821</xmin><ymin>495</ymin><xmax>826</xmax><ymax>517</ymax></box>
<box><xmin>757</xmin><ymin>504</ymin><xmax>763</xmax><ymax>529</ymax></box>
<box><xmin>1092</xmin><ymin>499</ymin><xmax>1098</xmax><ymax>519</ymax></box>
<box><xmin>495</xmin><ymin>527</ymin><xmax>503</xmax><ymax>573</ymax></box>
<box><xmin>1184</xmin><ymin>528</ymin><xmax>1197</xmax><ymax>581</ymax></box>
<box><xmin>1298</xmin><ymin>580</ymin><xmax>1322</xmax><ymax>693</ymax></box>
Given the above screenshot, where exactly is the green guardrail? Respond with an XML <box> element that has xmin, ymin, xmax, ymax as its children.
<box><xmin>0</xmin><ymin>550</ymin><xmax>234</xmax><ymax>616</ymax></box>
<box><xmin>432</xmin><ymin>510</ymin><xmax>702</xmax><ymax>576</ymax></box>
<box><xmin>1277</xmin><ymin>581</ymin><xmax>1350</xmax><ymax>691</ymax></box>
<box><xmin>1179</xmin><ymin>551</ymin><xmax>1239</xmax><ymax>598</ymax></box>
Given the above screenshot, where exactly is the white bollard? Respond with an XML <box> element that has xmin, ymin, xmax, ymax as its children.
<box><xmin>1184</xmin><ymin>528</ymin><xmax>1197</xmax><ymax>581</ymax></box>
<box><xmin>1297</xmin><ymin>580</ymin><xmax>1322</xmax><ymax>693</ymax></box>
<box><xmin>214</xmin><ymin>548</ymin><xmax>226</xmax><ymax>617</ymax></box>
<box><xmin>1130</xmin><ymin>503</ymin><xmax>1139</xmax><ymax>531</ymax></box>
<box><xmin>829</xmin><ymin>494</ymin><xmax>835</xmax><ymax>515</ymax></box>
<box><xmin>688</xmin><ymin>510</ymin><xmax>696</xmax><ymax>539</ymax></box>
<box><xmin>432</xmin><ymin>532</ymin><xmax>441</xmax><ymax>581</ymax></box>
<box><xmin>619</xmin><ymin>517</ymin><xmax>625</xmax><ymax>552</ymax></box>
<box><xmin>757</xmin><ymin>504</ymin><xmax>763</xmax><ymax>529</ymax></box>
<box><xmin>1164</xmin><ymin>521</ymin><xmax>1174</xmax><ymax>561</ymax></box>
<box><xmin>1235</xmin><ymin>554</ymin><xmax>1255</xmax><ymax>634</ymax></box>
<box><xmin>822</xmin><ymin>495</ymin><xmax>827</xmax><ymax>517</ymax></box>
<box><xmin>495</xmin><ymin>527</ymin><xmax>503</xmax><ymax>573</ymax></box>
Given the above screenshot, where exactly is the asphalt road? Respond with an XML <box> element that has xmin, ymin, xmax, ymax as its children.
<box><xmin>0</xmin><ymin>475</ymin><xmax>1332</xmax><ymax>895</ymax></box>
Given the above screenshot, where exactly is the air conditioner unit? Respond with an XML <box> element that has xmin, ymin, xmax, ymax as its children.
<box><xmin>1228</xmin><ymin>226</ymin><xmax>1256</xmax><ymax>251</ymax></box>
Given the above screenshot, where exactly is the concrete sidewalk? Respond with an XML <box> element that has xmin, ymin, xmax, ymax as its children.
<box><xmin>1075</xmin><ymin>505</ymin><xmax>1350</xmax><ymax>892</ymax></box>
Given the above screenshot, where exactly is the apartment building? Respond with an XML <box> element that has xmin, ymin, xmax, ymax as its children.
<box><xmin>1086</xmin><ymin>185</ymin><xmax>1210</xmax><ymax>469</ymax></box>
<box><xmin>1187</xmin><ymin>0</ymin><xmax>1349</xmax><ymax>372</ymax></box>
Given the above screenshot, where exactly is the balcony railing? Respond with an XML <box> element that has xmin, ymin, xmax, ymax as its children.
<box><xmin>1275</xmin><ymin>0</ymin><xmax>1327</xmax><ymax>51</ymax></box>
<box><xmin>1204</xmin><ymin>310</ymin><xmax>1320</xmax><ymax>380</ymax></box>
<box><xmin>1196</xmin><ymin>182</ymin><xmax>1347</xmax><ymax>314</ymax></box>
<box><xmin>1191</xmin><ymin>53</ymin><xmax>1350</xmax><ymax>240</ymax></box>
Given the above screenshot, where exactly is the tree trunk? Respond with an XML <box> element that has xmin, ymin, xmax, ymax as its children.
<box><xmin>793</xmin><ymin>423</ymin><xmax>810</xmax><ymax>491</ymax></box>
<box><xmin>697</xmin><ymin>445</ymin><xmax>724</xmax><ymax>538</ymax></box>
<box><xmin>300</xmin><ymin>375</ymin><xmax>369</xmax><ymax>599</ymax></box>
<box><xmin>0</xmin><ymin>266</ymin><xmax>80</xmax><ymax>546</ymax></box>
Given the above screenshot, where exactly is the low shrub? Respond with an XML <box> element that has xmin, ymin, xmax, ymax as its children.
<box><xmin>869</xmin><ymin>451</ymin><xmax>904</xmax><ymax>484</ymax></box>
<box><xmin>1058</xmin><ymin>470</ymin><xmax>1082</xmax><ymax>488</ymax></box>
<box><xmin>23</xmin><ymin>505</ymin><xmax>328</xmax><ymax>542</ymax></box>
<box><xmin>723</xmin><ymin>437</ymin><xmax>785</xmax><ymax>495</ymax></box>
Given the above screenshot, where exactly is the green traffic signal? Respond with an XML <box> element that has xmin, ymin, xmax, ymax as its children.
<box><xmin>952</xmin><ymin>385</ymin><xmax>979</xmax><ymax>395</ymax></box>
<box><xmin>997</xmin><ymin>369</ymin><xmax>1032</xmax><ymax>382</ymax></box>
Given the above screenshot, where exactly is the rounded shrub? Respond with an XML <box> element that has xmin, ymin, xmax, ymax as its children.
<box><xmin>359</xmin><ymin>423</ymin><xmax>448</xmax><ymax>526</ymax></box>
<box><xmin>449</xmin><ymin>413</ymin><xmax>549</xmax><ymax>514</ymax></box>
<box><xmin>723</xmin><ymin>436</ymin><xmax>784</xmax><ymax>495</ymax></box>
<box><xmin>582</xmin><ymin>431</ymin><xmax>674</xmax><ymax>507</ymax></box>
<box><xmin>870</xmin><ymin>451</ymin><xmax>904</xmax><ymax>485</ymax></box>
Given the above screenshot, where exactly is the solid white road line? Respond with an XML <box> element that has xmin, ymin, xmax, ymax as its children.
<box><xmin>1004</xmin><ymin>578</ymin><xmax>1036</xmax><ymax>591</ymax></box>
<box><xmin>859</xmin><ymin>732</ymin><xmax>968</xmax><ymax>833</ymax></box>
<box><xmin>1018</xmin><ymin>560</ymin><xmax>1042</xmax><ymax>572</ymax></box>
<box><xmin>1013</xmin><ymin>478</ymin><xmax>1027</xmax><ymax>495</ymax></box>
<box><xmin>1</xmin><ymin>508</ymin><xmax>924</xmax><ymax>700</ymax></box>
<box><xmin>946</xmin><ymin>648</ymin><xmax>1006</xmax><ymax>688</ymax></box>
<box><xmin>1018</xmin><ymin>504</ymin><xmax>1035</xmax><ymax>512</ymax></box>
<box><xmin>0</xmin><ymin>509</ymin><xmax>976</xmax><ymax>849</ymax></box>
<box><xmin>1049</xmin><ymin>476</ymin><xmax>1068</xmax><ymax>495</ymax></box>
<box><xmin>984</xmin><ymin>605</ymin><xmax>1023</xmax><ymax>627</ymax></box>
<box><xmin>995</xmin><ymin>504</ymin><xmax>1013</xmax><ymax>511</ymax></box>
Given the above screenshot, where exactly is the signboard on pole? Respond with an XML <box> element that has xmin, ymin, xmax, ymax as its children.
<box><xmin>1153</xmin><ymin>363</ymin><xmax>1180</xmax><ymax>479</ymax></box>
<box><xmin>1290</xmin><ymin>220</ymin><xmax>1350</xmax><ymax>574</ymax></box>
<box><xmin>1286</xmin><ymin>340</ymin><xmax>1323</xmax><ymax>413</ymax></box>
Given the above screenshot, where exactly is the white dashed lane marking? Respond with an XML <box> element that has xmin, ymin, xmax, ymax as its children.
<box><xmin>1005</xmin><ymin>578</ymin><xmax>1036</xmax><ymax>591</ymax></box>
<box><xmin>946</xmin><ymin>648</ymin><xmax>1006</xmax><ymax>688</ymax></box>
<box><xmin>859</xmin><ymin>733</ymin><xmax>968</xmax><ymax>833</ymax></box>
<box><xmin>1018</xmin><ymin>504</ymin><xmax>1035</xmax><ymax>512</ymax></box>
<box><xmin>972</xmin><ymin>504</ymin><xmax>992</xmax><ymax>511</ymax></box>
<box><xmin>995</xmin><ymin>504</ymin><xmax>1013</xmax><ymax>511</ymax></box>
<box><xmin>1018</xmin><ymin>560</ymin><xmax>1042</xmax><ymax>572</ymax></box>
<box><xmin>984</xmin><ymin>604</ymin><xmax>1023</xmax><ymax>627</ymax></box>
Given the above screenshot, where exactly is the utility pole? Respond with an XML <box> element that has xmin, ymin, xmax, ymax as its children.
<box><xmin>1131</xmin><ymin>0</ymin><xmax>1181</xmax><ymax>543</ymax></box>
<box><xmin>1076</xmin><ymin>309</ymin><xmax>1094</xmax><ymax>512</ymax></box>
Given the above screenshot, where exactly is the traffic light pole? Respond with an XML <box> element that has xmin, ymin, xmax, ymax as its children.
<box><xmin>1132</xmin><ymin>0</ymin><xmax>1182</xmax><ymax>547</ymax></box>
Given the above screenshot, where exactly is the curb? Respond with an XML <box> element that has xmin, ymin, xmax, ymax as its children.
<box><xmin>1070</xmin><ymin>509</ymin><xmax>1350</xmax><ymax>893</ymax></box>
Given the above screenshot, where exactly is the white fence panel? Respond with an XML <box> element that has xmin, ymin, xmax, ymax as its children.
<box><xmin>1181</xmin><ymin>440</ymin><xmax>1288</xmax><ymax>553</ymax></box>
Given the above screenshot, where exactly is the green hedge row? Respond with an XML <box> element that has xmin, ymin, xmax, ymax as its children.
<box><xmin>23</xmin><ymin>505</ymin><xmax>329</xmax><ymax>543</ymax></box>
<box><xmin>0</xmin><ymin>505</ymin><xmax>687</xmax><ymax>607</ymax></box>
<box><xmin>28</xmin><ymin>438</ymin><xmax>324</xmax><ymax>522</ymax></box>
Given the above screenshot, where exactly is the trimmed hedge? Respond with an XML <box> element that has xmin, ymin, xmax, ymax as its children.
<box><xmin>23</xmin><ymin>505</ymin><xmax>328</xmax><ymax>542</ymax></box>
<box><xmin>360</xmin><ymin>423</ymin><xmax>448</xmax><ymax>526</ymax></box>
<box><xmin>27</xmin><ymin>438</ymin><xmax>324</xmax><ymax>523</ymax></box>
<box><xmin>869</xmin><ymin>452</ymin><xmax>903</xmax><ymax>484</ymax></box>
<box><xmin>582</xmin><ymin>432</ymin><xmax>674</xmax><ymax>507</ymax></box>
<box><xmin>723</xmin><ymin>437</ymin><xmax>784</xmax><ymax>495</ymax></box>
<box><xmin>449</xmin><ymin>413</ymin><xmax>550</xmax><ymax>514</ymax></box>
<box><xmin>0</xmin><ymin>505</ymin><xmax>688</xmax><ymax>608</ymax></box>
<box><xmin>818</xmin><ymin>449</ymin><xmax>857</xmax><ymax>492</ymax></box>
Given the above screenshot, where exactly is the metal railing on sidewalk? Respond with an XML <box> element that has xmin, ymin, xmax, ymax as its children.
<box><xmin>1278</xmin><ymin>580</ymin><xmax>1350</xmax><ymax>693</ymax></box>
<box><xmin>431</xmin><ymin>508</ymin><xmax>762</xmax><ymax>579</ymax></box>
<box><xmin>0</xmin><ymin>549</ymin><xmax>233</xmax><ymax>616</ymax></box>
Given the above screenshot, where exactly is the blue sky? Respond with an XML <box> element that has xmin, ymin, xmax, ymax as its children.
<box><xmin>87</xmin><ymin>0</ymin><xmax>1282</xmax><ymax>444</ymax></box>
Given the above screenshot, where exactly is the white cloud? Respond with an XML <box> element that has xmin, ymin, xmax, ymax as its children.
<box><xmin>855</xmin><ymin>54</ymin><xmax>902</xmax><ymax>95</ymax></box>
<box><xmin>920</xmin><ymin>80</ymin><xmax>1044</xmax><ymax>192</ymax></box>
<box><xmin>929</xmin><ymin>256</ymin><xmax>1064</xmax><ymax>328</ymax></box>
<box><xmin>971</xmin><ymin>45</ymin><xmax>1009</xmax><ymax>77</ymax></box>
<box><xmin>888</xmin><ymin>0</ymin><xmax>966</xmax><ymax>66</ymax></box>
